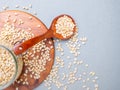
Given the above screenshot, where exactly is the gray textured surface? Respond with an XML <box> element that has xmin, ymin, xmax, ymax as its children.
<box><xmin>0</xmin><ymin>0</ymin><xmax>120</xmax><ymax>90</ymax></box>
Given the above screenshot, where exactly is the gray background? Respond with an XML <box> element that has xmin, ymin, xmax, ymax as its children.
<box><xmin>0</xmin><ymin>0</ymin><xmax>120</xmax><ymax>90</ymax></box>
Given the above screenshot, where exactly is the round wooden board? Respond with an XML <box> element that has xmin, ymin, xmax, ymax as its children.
<box><xmin>0</xmin><ymin>10</ymin><xmax>55</xmax><ymax>90</ymax></box>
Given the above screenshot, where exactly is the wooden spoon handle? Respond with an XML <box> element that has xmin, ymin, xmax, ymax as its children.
<box><xmin>13</xmin><ymin>30</ymin><xmax>53</xmax><ymax>55</ymax></box>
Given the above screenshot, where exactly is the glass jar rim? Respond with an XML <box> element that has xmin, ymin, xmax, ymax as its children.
<box><xmin>0</xmin><ymin>45</ymin><xmax>18</xmax><ymax>89</ymax></box>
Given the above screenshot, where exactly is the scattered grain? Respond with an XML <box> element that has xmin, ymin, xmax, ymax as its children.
<box><xmin>29</xmin><ymin>16</ymin><xmax>32</xmax><ymax>20</ymax></box>
<box><xmin>16</xmin><ymin>87</ymin><xmax>18</xmax><ymax>90</ymax></box>
<box><xmin>37</xmin><ymin>24</ymin><xmax>41</xmax><ymax>28</ymax></box>
<box><xmin>89</xmin><ymin>72</ymin><xmax>96</xmax><ymax>76</ymax></box>
<box><xmin>94</xmin><ymin>76</ymin><xmax>99</xmax><ymax>80</ymax></box>
<box><xmin>82</xmin><ymin>85</ymin><xmax>86</xmax><ymax>88</ymax></box>
<box><xmin>63</xmin><ymin>85</ymin><xmax>67</xmax><ymax>90</ymax></box>
<box><xmin>14</xmin><ymin>13</ymin><xmax>18</xmax><ymax>16</ymax></box>
<box><xmin>2</xmin><ymin>5</ymin><xmax>9</xmax><ymax>10</ymax></box>
<box><xmin>29</xmin><ymin>4</ymin><xmax>32</xmax><ymax>8</ymax></box>
<box><xmin>85</xmin><ymin>64</ymin><xmax>89</xmax><ymax>68</ymax></box>
<box><xmin>94</xmin><ymin>84</ymin><xmax>99</xmax><ymax>88</ymax></box>
<box><xmin>33</xmin><ymin>11</ymin><xmax>37</xmax><ymax>15</ymax></box>
<box><xmin>87</xmin><ymin>87</ymin><xmax>90</xmax><ymax>90</ymax></box>
<box><xmin>15</xmin><ymin>5</ymin><xmax>19</xmax><ymax>8</ymax></box>
<box><xmin>67</xmin><ymin>56</ymin><xmax>70</xmax><ymax>59</ymax></box>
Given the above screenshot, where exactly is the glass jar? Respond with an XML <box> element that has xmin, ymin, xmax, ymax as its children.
<box><xmin>0</xmin><ymin>45</ymin><xmax>23</xmax><ymax>89</ymax></box>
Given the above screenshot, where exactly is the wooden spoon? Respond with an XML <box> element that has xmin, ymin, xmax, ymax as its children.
<box><xmin>13</xmin><ymin>14</ymin><xmax>76</xmax><ymax>55</ymax></box>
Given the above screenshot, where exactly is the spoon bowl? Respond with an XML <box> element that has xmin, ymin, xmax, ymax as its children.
<box><xmin>50</xmin><ymin>14</ymin><xmax>76</xmax><ymax>40</ymax></box>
